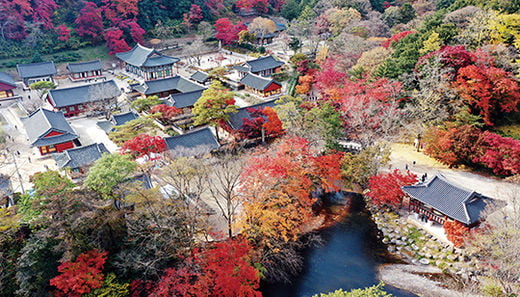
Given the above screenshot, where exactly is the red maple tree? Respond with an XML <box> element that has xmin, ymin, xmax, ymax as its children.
<box><xmin>475</xmin><ymin>131</ymin><xmax>520</xmax><ymax>176</ymax></box>
<box><xmin>417</xmin><ymin>45</ymin><xmax>476</xmax><ymax>75</ymax></box>
<box><xmin>367</xmin><ymin>169</ymin><xmax>418</xmax><ymax>208</ymax></box>
<box><xmin>122</xmin><ymin>134</ymin><xmax>167</xmax><ymax>159</ymax></box>
<box><xmin>454</xmin><ymin>65</ymin><xmax>520</xmax><ymax>126</ymax></box>
<box><xmin>105</xmin><ymin>28</ymin><xmax>131</xmax><ymax>55</ymax></box>
<box><xmin>382</xmin><ymin>30</ymin><xmax>416</xmax><ymax>48</ymax></box>
<box><xmin>205</xmin><ymin>0</ymin><xmax>225</xmax><ymax>17</ymax></box>
<box><xmin>149</xmin><ymin>104</ymin><xmax>182</xmax><ymax>123</ymax></box>
<box><xmin>75</xmin><ymin>2</ymin><xmax>104</xmax><ymax>41</ymax></box>
<box><xmin>443</xmin><ymin>220</ymin><xmax>469</xmax><ymax>247</ymax></box>
<box><xmin>183</xmin><ymin>4</ymin><xmax>203</xmax><ymax>29</ymax></box>
<box><xmin>33</xmin><ymin>0</ymin><xmax>58</xmax><ymax>29</ymax></box>
<box><xmin>50</xmin><ymin>249</ymin><xmax>108</xmax><ymax>297</ymax></box>
<box><xmin>55</xmin><ymin>24</ymin><xmax>72</xmax><ymax>41</ymax></box>
<box><xmin>235</xmin><ymin>0</ymin><xmax>269</xmax><ymax>13</ymax></box>
<box><xmin>214</xmin><ymin>18</ymin><xmax>247</xmax><ymax>45</ymax></box>
<box><xmin>151</xmin><ymin>237</ymin><xmax>261</xmax><ymax>297</ymax></box>
<box><xmin>239</xmin><ymin>106</ymin><xmax>284</xmax><ymax>139</ymax></box>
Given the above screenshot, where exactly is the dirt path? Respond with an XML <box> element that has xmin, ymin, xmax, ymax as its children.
<box><xmin>389</xmin><ymin>143</ymin><xmax>520</xmax><ymax>212</ymax></box>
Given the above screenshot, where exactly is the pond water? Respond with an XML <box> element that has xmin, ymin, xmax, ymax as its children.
<box><xmin>261</xmin><ymin>197</ymin><xmax>418</xmax><ymax>297</ymax></box>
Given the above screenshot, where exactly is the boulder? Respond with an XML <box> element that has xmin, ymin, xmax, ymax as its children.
<box><xmin>419</xmin><ymin>258</ymin><xmax>430</xmax><ymax>265</ymax></box>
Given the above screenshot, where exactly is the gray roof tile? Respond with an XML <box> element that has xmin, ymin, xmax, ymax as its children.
<box><xmin>164</xmin><ymin>127</ymin><xmax>219</xmax><ymax>155</ymax></box>
<box><xmin>115</xmin><ymin>44</ymin><xmax>179</xmax><ymax>67</ymax></box>
<box><xmin>240</xmin><ymin>73</ymin><xmax>281</xmax><ymax>91</ymax></box>
<box><xmin>134</xmin><ymin>76</ymin><xmax>205</xmax><ymax>95</ymax></box>
<box><xmin>67</xmin><ymin>60</ymin><xmax>103</xmax><ymax>73</ymax></box>
<box><xmin>21</xmin><ymin>108</ymin><xmax>78</xmax><ymax>146</ymax></box>
<box><xmin>0</xmin><ymin>72</ymin><xmax>16</xmax><ymax>87</ymax></box>
<box><xmin>53</xmin><ymin>143</ymin><xmax>109</xmax><ymax>169</ymax></box>
<box><xmin>17</xmin><ymin>61</ymin><xmax>57</xmax><ymax>78</ymax></box>
<box><xmin>48</xmin><ymin>80</ymin><xmax>120</xmax><ymax>108</ymax></box>
<box><xmin>190</xmin><ymin>71</ymin><xmax>209</xmax><ymax>83</ymax></box>
<box><xmin>402</xmin><ymin>175</ymin><xmax>497</xmax><ymax>225</ymax></box>
<box><xmin>243</xmin><ymin>55</ymin><xmax>284</xmax><ymax>73</ymax></box>
<box><xmin>112</xmin><ymin>111</ymin><xmax>139</xmax><ymax>126</ymax></box>
<box><xmin>169</xmin><ymin>90</ymin><xmax>204</xmax><ymax>108</ymax></box>
<box><xmin>228</xmin><ymin>99</ymin><xmax>277</xmax><ymax>130</ymax></box>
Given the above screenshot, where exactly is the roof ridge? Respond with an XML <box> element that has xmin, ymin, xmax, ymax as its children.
<box><xmin>18</xmin><ymin>61</ymin><xmax>55</xmax><ymax>66</ymax></box>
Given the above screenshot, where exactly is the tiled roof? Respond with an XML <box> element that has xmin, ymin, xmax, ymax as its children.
<box><xmin>67</xmin><ymin>60</ymin><xmax>103</xmax><ymax>73</ymax></box>
<box><xmin>240</xmin><ymin>72</ymin><xmax>281</xmax><ymax>91</ymax></box>
<box><xmin>228</xmin><ymin>99</ymin><xmax>277</xmax><ymax>130</ymax></box>
<box><xmin>53</xmin><ymin>143</ymin><xmax>109</xmax><ymax>169</ymax></box>
<box><xmin>47</xmin><ymin>80</ymin><xmax>120</xmax><ymax>108</ymax></box>
<box><xmin>0</xmin><ymin>72</ymin><xmax>16</xmax><ymax>87</ymax></box>
<box><xmin>169</xmin><ymin>89</ymin><xmax>204</xmax><ymax>108</ymax></box>
<box><xmin>402</xmin><ymin>175</ymin><xmax>497</xmax><ymax>225</ymax></box>
<box><xmin>164</xmin><ymin>127</ymin><xmax>219</xmax><ymax>155</ymax></box>
<box><xmin>244</xmin><ymin>55</ymin><xmax>284</xmax><ymax>73</ymax></box>
<box><xmin>0</xmin><ymin>174</ymin><xmax>11</xmax><ymax>193</ymax></box>
<box><xmin>17</xmin><ymin>61</ymin><xmax>57</xmax><ymax>78</ymax></box>
<box><xmin>115</xmin><ymin>44</ymin><xmax>179</xmax><ymax>67</ymax></box>
<box><xmin>133</xmin><ymin>76</ymin><xmax>205</xmax><ymax>95</ymax></box>
<box><xmin>190</xmin><ymin>71</ymin><xmax>209</xmax><ymax>83</ymax></box>
<box><xmin>112</xmin><ymin>111</ymin><xmax>139</xmax><ymax>126</ymax></box>
<box><xmin>21</xmin><ymin>108</ymin><xmax>78</xmax><ymax>146</ymax></box>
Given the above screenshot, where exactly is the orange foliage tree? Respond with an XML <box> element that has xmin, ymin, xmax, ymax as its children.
<box><xmin>443</xmin><ymin>220</ymin><xmax>470</xmax><ymax>247</ymax></box>
<box><xmin>237</xmin><ymin>136</ymin><xmax>343</xmax><ymax>246</ymax></box>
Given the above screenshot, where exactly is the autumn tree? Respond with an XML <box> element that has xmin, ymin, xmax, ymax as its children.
<box><xmin>314</xmin><ymin>282</ymin><xmax>393</xmax><ymax>297</ymax></box>
<box><xmin>109</xmin><ymin>115</ymin><xmax>160</xmax><ymax>145</ymax></box>
<box><xmin>183</xmin><ymin>4</ymin><xmax>203</xmax><ymax>30</ymax></box>
<box><xmin>474</xmin><ymin>131</ymin><xmax>520</xmax><ymax>176</ymax></box>
<box><xmin>105</xmin><ymin>29</ymin><xmax>131</xmax><ymax>55</ymax></box>
<box><xmin>85</xmin><ymin>153</ymin><xmax>137</xmax><ymax>199</ymax></box>
<box><xmin>366</xmin><ymin>169</ymin><xmax>418</xmax><ymax>209</ymax></box>
<box><xmin>33</xmin><ymin>0</ymin><xmax>58</xmax><ymax>30</ymax></box>
<box><xmin>341</xmin><ymin>145</ymin><xmax>391</xmax><ymax>190</ymax></box>
<box><xmin>130</xmin><ymin>95</ymin><xmax>161</xmax><ymax>112</ymax></box>
<box><xmin>207</xmin><ymin>156</ymin><xmax>244</xmax><ymax>238</ymax></box>
<box><xmin>149</xmin><ymin>104</ymin><xmax>182</xmax><ymax>124</ymax></box>
<box><xmin>151</xmin><ymin>237</ymin><xmax>261</xmax><ymax>297</ymax></box>
<box><xmin>192</xmin><ymin>80</ymin><xmax>237</xmax><ymax>141</ymax></box>
<box><xmin>75</xmin><ymin>2</ymin><xmax>104</xmax><ymax>42</ymax></box>
<box><xmin>443</xmin><ymin>220</ymin><xmax>469</xmax><ymax>247</ymax></box>
<box><xmin>55</xmin><ymin>24</ymin><xmax>71</xmax><ymax>42</ymax></box>
<box><xmin>453</xmin><ymin>64</ymin><xmax>520</xmax><ymax>126</ymax></box>
<box><xmin>235</xmin><ymin>0</ymin><xmax>269</xmax><ymax>14</ymax></box>
<box><xmin>121</xmin><ymin>134</ymin><xmax>167</xmax><ymax>159</ymax></box>
<box><xmin>239</xmin><ymin>106</ymin><xmax>284</xmax><ymax>141</ymax></box>
<box><xmin>50</xmin><ymin>249</ymin><xmax>108</xmax><ymax>297</ymax></box>
<box><xmin>214</xmin><ymin>18</ymin><xmax>247</xmax><ymax>45</ymax></box>
<box><xmin>238</xmin><ymin>137</ymin><xmax>343</xmax><ymax>247</ymax></box>
<box><xmin>248</xmin><ymin>17</ymin><xmax>277</xmax><ymax>40</ymax></box>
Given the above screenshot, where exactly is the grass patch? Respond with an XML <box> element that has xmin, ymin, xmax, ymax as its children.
<box><xmin>494</xmin><ymin>124</ymin><xmax>520</xmax><ymax>140</ymax></box>
<box><xmin>406</xmin><ymin>227</ymin><xmax>426</xmax><ymax>245</ymax></box>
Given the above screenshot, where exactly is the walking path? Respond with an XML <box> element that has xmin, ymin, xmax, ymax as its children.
<box><xmin>389</xmin><ymin>143</ymin><xmax>519</xmax><ymax>212</ymax></box>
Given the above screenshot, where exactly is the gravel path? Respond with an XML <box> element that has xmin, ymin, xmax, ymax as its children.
<box><xmin>379</xmin><ymin>264</ymin><xmax>482</xmax><ymax>297</ymax></box>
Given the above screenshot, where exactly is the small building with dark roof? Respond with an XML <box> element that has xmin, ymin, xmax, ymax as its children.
<box><xmin>0</xmin><ymin>72</ymin><xmax>19</xmax><ymax>100</ymax></box>
<box><xmin>402</xmin><ymin>174</ymin><xmax>498</xmax><ymax>227</ymax></box>
<box><xmin>240</xmin><ymin>73</ymin><xmax>282</xmax><ymax>97</ymax></box>
<box><xmin>234</xmin><ymin>55</ymin><xmax>284</xmax><ymax>78</ymax></box>
<box><xmin>46</xmin><ymin>80</ymin><xmax>121</xmax><ymax>117</ymax></box>
<box><xmin>97</xmin><ymin>111</ymin><xmax>139</xmax><ymax>133</ymax></box>
<box><xmin>165</xmin><ymin>89</ymin><xmax>205</xmax><ymax>110</ymax></box>
<box><xmin>228</xmin><ymin>100</ymin><xmax>277</xmax><ymax>130</ymax></box>
<box><xmin>116</xmin><ymin>44</ymin><xmax>180</xmax><ymax>81</ymax></box>
<box><xmin>17</xmin><ymin>61</ymin><xmax>57</xmax><ymax>87</ymax></box>
<box><xmin>67</xmin><ymin>60</ymin><xmax>103</xmax><ymax>81</ymax></box>
<box><xmin>190</xmin><ymin>71</ymin><xmax>210</xmax><ymax>85</ymax></box>
<box><xmin>53</xmin><ymin>143</ymin><xmax>109</xmax><ymax>178</ymax></box>
<box><xmin>132</xmin><ymin>76</ymin><xmax>205</xmax><ymax>98</ymax></box>
<box><xmin>248</xmin><ymin>21</ymin><xmax>286</xmax><ymax>45</ymax></box>
<box><xmin>21</xmin><ymin>108</ymin><xmax>79</xmax><ymax>155</ymax></box>
<box><xmin>164</xmin><ymin>127</ymin><xmax>220</xmax><ymax>157</ymax></box>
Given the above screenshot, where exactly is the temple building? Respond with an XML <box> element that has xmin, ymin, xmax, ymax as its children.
<box><xmin>239</xmin><ymin>73</ymin><xmax>282</xmax><ymax>97</ymax></box>
<box><xmin>67</xmin><ymin>60</ymin><xmax>104</xmax><ymax>81</ymax></box>
<box><xmin>17</xmin><ymin>61</ymin><xmax>57</xmax><ymax>88</ymax></box>
<box><xmin>402</xmin><ymin>174</ymin><xmax>498</xmax><ymax>227</ymax></box>
<box><xmin>116</xmin><ymin>44</ymin><xmax>179</xmax><ymax>80</ymax></box>
<box><xmin>54</xmin><ymin>143</ymin><xmax>109</xmax><ymax>178</ymax></box>
<box><xmin>22</xmin><ymin>108</ymin><xmax>79</xmax><ymax>155</ymax></box>
<box><xmin>234</xmin><ymin>55</ymin><xmax>284</xmax><ymax>78</ymax></box>
<box><xmin>46</xmin><ymin>80</ymin><xmax>121</xmax><ymax>117</ymax></box>
<box><xmin>132</xmin><ymin>76</ymin><xmax>205</xmax><ymax>98</ymax></box>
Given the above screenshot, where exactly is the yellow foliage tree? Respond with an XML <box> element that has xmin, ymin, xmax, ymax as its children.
<box><xmin>419</xmin><ymin>32</ymin><xmax>442</xmax><ymax>55</ymax></box>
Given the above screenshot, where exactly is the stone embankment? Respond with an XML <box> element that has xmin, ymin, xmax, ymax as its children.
<box><xmin>370</xmin><ymin>207</ymin><xmax>485</xmax><ymax>297</ymax></box>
